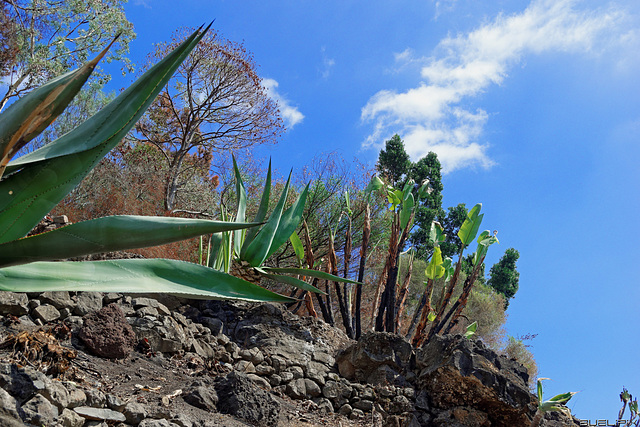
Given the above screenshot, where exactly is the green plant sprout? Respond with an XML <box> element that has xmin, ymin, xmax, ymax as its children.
<box><xmin>618</xmin><ymin>388</ymin><xmax>639</xmax><ymax>427</ymax></box>
<box><xmin>206</xmin><ymin>156</ymin><xmax>360</xmax><ymax>294</ymax></box>
<box><xmin>530</xmin><ymin>378</ymin><xmax>577</xmax><ymax>427</ymax></box>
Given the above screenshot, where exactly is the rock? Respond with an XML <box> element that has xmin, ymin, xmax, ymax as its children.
<box><xmin>132</xmin><ymin>315</ymin><xmax>187</xmax><ymax>353</ymax></box>
<box><xmin>59</xmin><ymin>407</ymin><xmax>86</xmax><ymax>427</ymax></box>
<box><xmin>21</xmin><ymin>393</ymin><xmax>59</xmax><ymax>425</ymax></box>
<box><xmin>215</xmin><ymin>371</ymin><xmax>281</xmax><ymax>426</ymax></box>
<box><xmin>0</xmin><ymin>388</ymin><xmax>21</xmax><ymax>423</ymax></box>
<box><xmin>41</xmin><ymin>378</ymin><xmax>71</xmax><ymax>410</ymax></box>
<box><xmin>74</xmin><ymin>406</ymin><xmax>127</xmax><ymax>422</ymax></box>
<box><xmin>74</xmin><ymin>292</ymin><xmax>104</xmax><ymax>316</ymax></box>
<box><xmin>303</xmin><ymin>379</ymin><xmax>322</xmax><ymax>398</ymax></box>
<box><xmin>0</xmin><ymin>363</ymin><xmax>48</xmax><ymax>403</ymax></box>
<box><xmin>84</xmin><ymin>388</ymin><xmax>106</xmax><ymax>408</ymax></box>
<box><xmin>0</xmin><ymin>292</ymin><xmax>28</xmax><ymax>315</ymax></box>
<box><xmin>123</xmin><ymin>401</ymin><xmax>148</xmax><ymax>424</ymax></box>
<box><xmin>183</xmin><ymin>385</ymin><xmax>218</xmax><ymax>411</ymax></box>
<box><xmin>32</xmin><ymin>303</ymin><xmax>61</xmax><ymax>323</ymax></box>
<box><xmin>39</xmin><ymin>291</ymin><xmax>74</xmax><ymax>310</ymax></box>
<box><xmin>139</xmin><ymin>418</ymin><xmax>181</xmax><ymax>427</ymax></box>
<box><xmin>247</xmin><ymin>373</ymin><xmax>271</xmax><ymax>390</ymax></box>
<box><xmin>336</xmin><ymin>331</ymin><xmax>413</xmax><ymax>386</ymax></box>
<box><xmin>285</xmin><ymin>378</ymin><xmax>307</xmax><ymax>400</ymax></box>
<box><xmin>79</xmin><ymin>303</ymin><xmax>136</xmax><ymax>359</ymax></box>
<box><xmin>416</xmin><ymin>334</ymin><xmax>534</xmax><ymax>427</ymax></box>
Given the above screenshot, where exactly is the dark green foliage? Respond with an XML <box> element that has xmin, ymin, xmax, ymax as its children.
<box><xmin>376</xmin><ymin>134</ymin><xmax>410</xmax><ymax>186</ymax></box>
<box><xmin>439</xmin><ymin>204</ymin><xmax>468</xmax><ymax>258</ymax></box>
<box><xmin>488</xmin><ymin>248</ymin><xmax>520</xmax><ymax>307</ymax></box>
<box><xmin>407</xmin><ymin>153</ymin><xmax>445</xmax><ymax>259</ymax></box>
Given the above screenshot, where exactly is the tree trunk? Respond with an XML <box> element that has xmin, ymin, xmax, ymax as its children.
<box><xmin>354</xmin><ymin>204</ymin><xmax>370</xmax><ymax>339</ymax></box>
<box><xmin>165</xmin><ymin>152</ymin><xmax>187</xmax><ymax>211</ymax></box>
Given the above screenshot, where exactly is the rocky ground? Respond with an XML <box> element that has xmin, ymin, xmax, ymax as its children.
<box><xmin>0</xmin><ymin>288</ymin><xmax>580</xmax><ymax>426</ymax></box>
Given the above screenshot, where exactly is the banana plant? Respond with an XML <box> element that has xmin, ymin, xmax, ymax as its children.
<box><xmin>530</xmin><ymin>378</ymin><xmax>577</xmax><ymax>427</ymax></box>
<box><xmin>207</xmin><ymin>156</ymin><xmax>360</xmax><ymax>294</ymax></box>
<box><xmin>0</xmin><ymin>26</ymin><xmax>293</xmax><ymax>303</ymax></box>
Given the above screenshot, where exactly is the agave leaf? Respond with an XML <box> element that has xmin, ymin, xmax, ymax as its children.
<box><xmin>240</xmin><ymin>159</ymin><xmax>272</xmax><ymax>257</ymax></box>
<box><xmin>0</xmin><ymin>215</ymin><xmax>260</xmax><ymax>268</ymax></box>
<box><xmin>264</xmin><ymin>183</ymin><xmax>309</xmax><ymax>261</ymax></box>
<box><xmin>232</xmin><ymin>155</ymin><xmax>247</xmax><ymax>256</ymax></box>
<box><xmin>0</xmin><ymin>26</ymin><xmax>209</xmax><ymax>244</ymax></box>
<box><xmin>0</xmin><ymin>258</ymin><xmax>292</xmax><ymax>302</ymax></box>
<box><xmin>458</xmin><ymin>203</ymin><xmax>483</xmax><ymax>247</ymax></box>
<box><xmin>242</xmin><ymin>171</ymin><xmax>293</xmax><ymax>267</ymax></box>
<box><xmin>255</xmin><ymin>267</ymin><xmax>323</xmax><ymax>293</ymax></box>
<box><xmin>0</xmin><ymin>37</ymin><xmax>119</xmax><ymax>178</ymax></box>
<box><xmin>261</xmin><ymin>267</ymin><xmax>362</xmax><ymax>285</ymax></box>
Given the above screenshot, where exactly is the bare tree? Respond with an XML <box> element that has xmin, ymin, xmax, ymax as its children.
<box><xmin>133</xmin><ymin>27</ymin><xmax>284</xmax><ymax>212</ymax></box>
<box><xmin>0</xmin><ymin>0</ymin><xmax>135</xmax><ymax>112</ymax></box>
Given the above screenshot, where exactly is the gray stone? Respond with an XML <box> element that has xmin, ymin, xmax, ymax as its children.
<box><xmin>313</xmin><ymin>351</ymin><xmax>335</xmax><ymax>366</ymax></box>
<box><xmin>303</xmin><ymin>378</ymin><xmax>322</xmax><ymax>398</ymax></box>
<box><xmin>39</xmin><ymin>291</ymin><xmax>74</xmax><ymax>309</ymax></box>
<box><xmin>312</xmin><ymin>397</ymin><xmax>334</xmax><ymax>414</ymax></box>
<box><xmin>353</xmin><ymin>398</ymin><xmax>374</xmax><ymax>412</ymax></box>
<box><xmin>0</xmin><ymin>292</ymin><xmax>28</xmax><ymax>315</ymax></box>
<box><xmin>235</xmin><ymin>360</ymin><xmax>256</xmax><ymax>374</ymax></box>
<box><xmin>123</xmin><ymin>401</ymin><xmax>148</xmax><ymax>424</ymax></box>
<box><xmin>183</xmin><ymin>386</ymin><xmax>218</xmax><ymax>411</ymax></box>
<box><xmin>247</xmin><ymin>373</ymin><xmax>271</xmax><ymax>390</ymax></box>
<box><xmin>139</xmin><ymin>419</ymin><xmax>180</xmax><ymax>427</ymax></box>
<box><xmin>136</xmin><ymin>306</ymin><xmax>159</xmax><ymax>317</ymax></box>
<box><xmin>279</xmin><ymin>371</ymin><xmax>294</xmax><ymax>383</ymax></box>
<box><xmin>0</xmin><ymin>363</ymin><xmax>49</xmax><ymax>402</ymax></box>
<box><xmin>338</xmin><ymin>403</ymin><xmax>352</xmax><ymax>416</ymax></box>
<box><xmin>32</xmin><ymin>303</ymin><xmax>61</xmax><ymax>323</ymax></box>
<box><xmin>74</xmin><ymin>406</ymin><xmax>127</xmax><ymax>422</ymax></box>
<box><xmin>84</xmin><ymin>388</ymin><xmax>107</xmax><ymax>407</ymax></box>
<box><xmin>215</xmin><ymin>371</ymin><xmax>280</xmax><ymax>426</ymax></box>
<box><xmin>191</xmin><ymin>340</ymin><xmax>215</xmax><ymax>359</ymax></box>
<box><xmin>0</xmin><ymin>388</ymin><xmax>21</xmax><ymax>422</ymax></box>
<box><xmin>106</xmin><ymin>393</ymin><xmax>126</xmax><ymax>411</ymax></box>
<box><xmin>350</xmin><ymin>408</ymin><xmax>365</xmax><ymax>420</ymax></box>
<box><xmin>41</xmin><ymin>378</ymin><xmax>70</xmax><ymax>410</ymax></box>
<box><xmin>255</xmin><ymin>363</ymin><xmax>275</xmax><ymax>376</ymax></box>
<box><xmin>286</xmin><ymin>378</ymin><xmax>307</xmax><ymax>399</ymax></box>
<box><xmin>287</xmin><ymin>365</ymin><xmax>304</xmax><ymax>379</ymax></box>
<box><xmin>269</xmin><ymin>374</ymin><xmax>282</xmax><ymax>387</ymax></box>
<box><xmin>59</xmin><ymin>407</ymin><xmax>86</xmax><ymax>427</ymax></box>
<box><xmin>74</xmin><ymin>292</ymin><xmax>104</xmax><ymax>316</ymax></box>
<box><xmin>21</xmin><ymin>394</ymin><xmax>59</xmax><ymax>426</ymax></box>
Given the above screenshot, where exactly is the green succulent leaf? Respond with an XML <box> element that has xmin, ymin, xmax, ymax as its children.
<box><xmin>242</xmin><ymin>171</ymin><xmax>293</xmax><ymax>267</ymax></box>
<box><xmin>261</xmin><ymin>267</ymin><xmax>362</xmax><ymax>285</ymax></box>
<box><xmin>265</xmin><ymin>183</ymin><xmax>309</xmax><ymax>261</ymax></box>
<box><xmin>0</xmin><ymin>37</ymin><xmax>119</xmax><ymax>177</ymax></box>
<box><xmin>255</xmin><ymin>267</ymin><xmax>323</xmax><ymax>293</ymax></box>
<box><xmin>0</xmin><ymin>215</ymin><xmax>260</xmax><ymax>268</ymax></box>
<box><xmin>458</xmin><ymin>203</ymin><xmax>483</xmax><ymax>247</ymax></box>
<box><xmin>0</xmin><ymin>26</ymin><xmax>209</xmax><ymax>244</ymax></box>
<box><xmin>427</xmin><ymin>310</ymin><xmax>436</xmax><ymax>322</ymax></box>
<box><xmin>240</xmin><ymin>159</ymin><xmax>272</xmax><ymax>257</ymax></box>
<box><xmin>232</xmin><ymin>155</ymin><xmax>248</xmax><ymax>256</ymax></box>
<box><xmin>0</xmin><ymin>258</ymin><xmax>292</xmax><ymax>302</ymax></box>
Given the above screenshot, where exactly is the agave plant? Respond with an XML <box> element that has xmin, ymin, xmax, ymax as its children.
<box><xmin>0</xmin><ymin>26</ymin><xmax>293</xmax><ymax>303</ymax></box>
<box><xmin>206</xmin><ymin>156</ymin><xmax>360</xmax><ymax>294</ymax></box>
<box><xmin>530</xmin><ymin>378</ymin><xmax>577</xmax><ymax>427</ymax></box>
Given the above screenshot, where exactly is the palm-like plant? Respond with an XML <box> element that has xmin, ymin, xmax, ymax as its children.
<box><xmin>0</xmin><ymin>26</ymin><xmax>294</xmax><ymax>302</ymax></box>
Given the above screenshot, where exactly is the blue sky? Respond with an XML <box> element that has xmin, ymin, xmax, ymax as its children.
<box><xmin>115</xmin><ymin>0</ymin><xmax>640</xmax><ymax>421</ymax></box>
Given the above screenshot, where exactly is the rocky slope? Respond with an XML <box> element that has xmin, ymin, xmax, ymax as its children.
<box><xmin>0</xmin><ymin>290</ymin><xmax>579</xmax><ymax>426</ymax></box>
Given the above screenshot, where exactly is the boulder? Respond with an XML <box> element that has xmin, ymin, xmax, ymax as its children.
<box><xmin>79</xmin><ymin>303</ymin><xmax>136</xmax><ymax>359</ymax></box>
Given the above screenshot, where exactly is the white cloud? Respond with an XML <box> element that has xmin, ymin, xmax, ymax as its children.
<box><xmin>362</xmin><ymin>0</ymin><xmax>629</xmax><ymax>173</ymax></box>
<box><xmin>263</xmin><ymin>78</ymin><xmax>305</xmax><ymax>129</ymax></box>
<box><xmin>320</xmin><ymin>46</ymin><xmax>335</xmax><ymax>79</ymax></box>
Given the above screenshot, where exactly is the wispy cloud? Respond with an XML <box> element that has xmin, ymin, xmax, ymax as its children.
<box><xmin>263</xmin><ymin>78</ymin><xmax>305</xmax><ymax>129</ymax></box>
<box><xmin>362</xmin><ymin>0</ymin><xmax>629</xmax><ymax>173</ymax></box>
<box><xmin>320</xmin><ymin>46</ymin><xmax>336</xmax><ymax>79</ymax></box>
